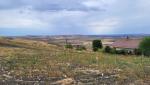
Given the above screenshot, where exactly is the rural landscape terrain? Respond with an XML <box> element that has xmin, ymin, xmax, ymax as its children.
<box><xmin>1</xmin><ymin>0</ymin><xmax>150</xmax><ymax>85</ymax></box>
<box><xmin>0</xmin><ymin>35</ymin><xmax>150</xmax><ymax>85</ymax></box>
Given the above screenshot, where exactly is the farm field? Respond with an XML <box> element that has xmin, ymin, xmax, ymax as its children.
<box><xmin>0</xmin><ymin>37</ymin><xmax>150</xmax><ymax>85</ymax></box>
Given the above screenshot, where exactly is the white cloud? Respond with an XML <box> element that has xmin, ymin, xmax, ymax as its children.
<box><xmin>82</xmin><ymin>0</ymin><xmax>102</xmax><ymax>8</ymax></box>
<box><xmin>82</xmin><ymin>0</ymin><xmax>116</xmax><ymax>9</ymax></box>
<box><xmin>0</xmin><ymin>17</ymin><xmax>47</xmax><ymax>28</ymax></box>
<box><xmin>0</xmin><ymin>0</ymin><xmax>150</xmax><ymax>35</ymax></box>
<box><xmin>0</xmin><ymin>8</ymin><xmax>49</xmax><ymax>29</ymax></box>
<box><xmin>0</xmin><ymin>5</ymin><xmax>122</xmax><ymax>35</ymax></box>
<box><xmin>0</xmin><ymin>7</ymin><xmax>88</xmax><ymax>29</ymax></box>
<box><xmin>137</xmin><ymin>0</ymin><xmax>150</xmax><ymax>12</ymax></box>
<box><xmin>138</xmin><ymin>0</ymin><xmax>150</xmax><ymax>7</ymax></box>
<box><xmin>87</xmin><ymin>18</ymin><xmax>120</xmax><ymax>34</ymax></box>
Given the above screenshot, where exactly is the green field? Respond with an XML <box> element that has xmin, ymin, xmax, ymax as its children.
<box><xmin>0</xmin><ymin>38</ymin><xmax>150</xmax><ymax>84</ymax></box>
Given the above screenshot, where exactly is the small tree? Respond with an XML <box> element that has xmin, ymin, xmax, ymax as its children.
<box><xmin>139</xmin><ymin>37</ymin><xmax>150</xmax><ymax>56</ymax></box>
<box><xmin>92</xmin><ymin>40</ymin><xmax>103</xmax><ymax>51</ymax></box>
<box><xmin>104</xmin><ymin>46</ymin><xmax>111</xmax><ymax>53</ymax></box>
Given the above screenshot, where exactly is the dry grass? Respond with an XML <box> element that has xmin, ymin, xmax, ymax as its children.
<box><xmin>0</xmin><ymin>38</ymin><xmax>150</xmax><ymax>84</ymax></box>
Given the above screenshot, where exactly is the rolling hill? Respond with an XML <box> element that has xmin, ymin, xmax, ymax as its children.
<box><xmin>0</xmin><ymin>37</ymin><xmax>150</xmax><ymax>85</ymax></box>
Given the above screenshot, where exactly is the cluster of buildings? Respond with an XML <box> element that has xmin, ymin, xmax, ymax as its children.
<box><xmin>65</xmin><ymin>37</ymin><xmax>142</xmax><ymax>54</ymax></box>
<box><xmin>105</xmin><ymin>38</ymin><xmax>142</xmax><ymax>54</ymax></box>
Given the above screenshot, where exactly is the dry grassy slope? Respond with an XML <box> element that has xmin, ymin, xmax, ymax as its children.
<box><xmin>0</xmin><ymin>37</ymin><xmax>150</xmax><ymax>84</ymax></box>
<box><xmin>0</xmin><ymin>38</ymin><xmax>62</xmax><ymax>50</ymax></box>
<box><xmin>0</xmin><ymin>38</ymin><xmax>64</xmax><ymax>57</ymax></box>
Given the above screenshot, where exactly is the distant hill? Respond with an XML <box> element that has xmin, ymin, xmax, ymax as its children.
<box><xmin>6</xmin><ymin>34</ymin><xmax>150</xmax><ymax>40</ymax></box>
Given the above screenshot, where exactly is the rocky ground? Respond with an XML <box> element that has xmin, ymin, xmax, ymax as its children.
<box><xmin>1</xmin><ymin>67</ymin><xmax>149</xmax><ymax>85</ymax></box>
<box><xmin>0</xmin><ymin>69</ymin><xmax>117</xmax><ymax>85</ymax></box>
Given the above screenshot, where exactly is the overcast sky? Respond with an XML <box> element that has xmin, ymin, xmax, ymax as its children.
<box><xmin>0</xmin><ymin>0</ymin><xmax>150</xmax><ymax>36</ymax></box>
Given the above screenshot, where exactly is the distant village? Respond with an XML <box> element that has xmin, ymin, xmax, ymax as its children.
<box><xmin>62</xmin><ymin>36</ymin><xmax>147</xmax><ymax>55</ymax></box>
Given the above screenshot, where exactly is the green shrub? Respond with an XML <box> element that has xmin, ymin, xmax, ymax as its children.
<box><xmin>111</xmin><ymin>48</ymin><xmax>117</xmax><ymax>54</ymax></box>
<box><xmin>116</xmin><ymin>50</ymin><xmax>126</xmax><ymax>55</ymax></box>
<box><xmin>92</xmin><ymin>40</ymin><xmax>103</xmax><ymax>51</ymax></box>
<box><xmin>65</xmin><ymin>44</ymin><xmax>73</xmax><ymax>49</ymax></box>
<box><xmin>134</xmin><ymin>49</ymin><xmax>142</xmax><ymax>55</ymax></box>
<box><xmin>139</xmin><ymin>37</ymin><xmax>150</xmax><ymax>56</ymax></box>
<box><xmin>104</xmin><ymin>46</ymin><xmax>111</xmax><ymax>53</ymax></box>
<box><xmin>76</xmin><ymin>46</ymin><xmax>86</xmax><ymax>51</ymax></box>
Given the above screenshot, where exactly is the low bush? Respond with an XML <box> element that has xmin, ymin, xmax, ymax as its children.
<box><xmin>110</xmin><ymin>48</ymin><xmax>117</xmax><ymax>54</ymax></box>
<box><xmin>76</xmin><ymin>46</ymin><xmax>86</xmax><ymax>51</ymax></box>
<box><xmin>65</xmin><ymin>44</ymin><xmax>73</xmax><ymax>49</ymax></box>
<box><xmin>134</xmin><ymin>49</ymin><xmax>142</xmax><ymax>55</ymax></box>
<box><xmin>116</xmin><ymin>50</ymin><xmax>126</xmax><ymax>55</ymax></box>
<box><xmin>104</xmin><ymin>46</ymin><xmax>111</xmax><ymax>53</ymax></box>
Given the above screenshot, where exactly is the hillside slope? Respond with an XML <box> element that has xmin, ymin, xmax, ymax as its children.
<box><xmin>0</xmin><ymin>37</ymin><xmax>150</xmax><ymax>85</ymax></box>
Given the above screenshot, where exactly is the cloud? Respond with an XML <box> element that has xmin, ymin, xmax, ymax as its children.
<box><xmin>0</xmin><ymin>0</ymin><xmax>105</xmax><ymax>11</ymax></box>
<box><xmin>0</xmin><ymin>8</ymin><xmax>49</xmax><ymax>29</ymax></box>
<box><xmin>0</xmin><ymin>7</ymin><xmax>89</xmax><ymax>35</ymax></box>
<box><xmin>82</xmin><ymin>0</ymin><xmax>116</xmax><ymax>8</ymax></box>
<box><xmin>0</xmin><ymin>0</ymin><xmax>150</xmax><ymax>35</ymax></box>
<box><xmin>138</xmin><ymin>0</ymin><xmax>150</xmax><ymax>8</ymax></box>
<box><xmin>87</xmin><ymin>18</ymin><xmax>120</xmax><ymax>34</ymax></box>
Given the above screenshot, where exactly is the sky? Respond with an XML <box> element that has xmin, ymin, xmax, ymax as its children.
<box><xmin>0</xmin><ymin>0</ymin><xmax>150</xmax><ymax>36</ymax></box>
